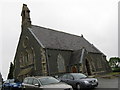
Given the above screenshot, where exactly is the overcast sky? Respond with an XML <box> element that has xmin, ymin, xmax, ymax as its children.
<box><xmin>0</xmin><ymin>0</ymin><xmax>119</xmax><ymax>80</ymax></box>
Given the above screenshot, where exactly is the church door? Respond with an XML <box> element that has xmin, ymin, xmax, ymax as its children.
<box><xmin>71</xmin><ymin>66</ymin><xmax>78</xmax><ymax>73</ymax></box>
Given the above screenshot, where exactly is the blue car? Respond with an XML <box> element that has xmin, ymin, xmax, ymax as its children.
<box><xmin>2</xmin><ymin>79</ymin><xmax>22</xmax><ymax>90</ymax></box>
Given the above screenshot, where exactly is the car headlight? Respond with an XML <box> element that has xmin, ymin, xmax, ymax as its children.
<box><xmin>95</xmin><ymin>79</ymin><xmax>98</xmax><ymax>82</ymax></box>
<box><xmin>13</xmin><ymin>84</ymin><xmax>17</xmax><ymax>87</ymax></box>
<box><xmin>84</xmin><ymin>81</ymin><xmax>89</xmax><ymax>84</ymax></box>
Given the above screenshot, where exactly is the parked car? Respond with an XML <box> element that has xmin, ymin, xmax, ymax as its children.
<box><xmin>2</xmin><ymin>79</ymin><xmax>22</xmax><ymax>90</ymax></box>
<box><xmin>59</xmin><ymin>73</ymin><xmax>98</xmax><ymax>89</ymax></box>
<box><xmin>22</xmin><ymin>76</ymin><xmax>73</xmax><ymax>90</ymax></box>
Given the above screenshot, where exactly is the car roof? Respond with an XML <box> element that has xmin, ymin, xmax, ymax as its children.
<box><xmin>70</xmin><ymin>73</ymin><xmax>83</xmax><ymax>75</ymax></box>
<box><xmin>60</xmin><ymin>73</ymin><xmax>86</xmax><ymax>77</ymax></box>
<box><xmin>64</xmin><ymin>73</ymin><xmax>83</xmax><ymax>75</ymax></box>
<box><xmin>25</xmin><ymin>76</ymin><xmax>53</xmax><ymax>79</ymax></box>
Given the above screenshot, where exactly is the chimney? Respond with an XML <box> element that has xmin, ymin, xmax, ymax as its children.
<box><xmin>21</xmin><ymin>4</ymin><xmax>31</xmax><ymax>30</ymax></box>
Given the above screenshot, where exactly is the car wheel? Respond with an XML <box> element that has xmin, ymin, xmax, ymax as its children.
<box><xmin>76</xmin><ymin>83</ymin><xmax>81</xmax><ymax>90</ymax></box>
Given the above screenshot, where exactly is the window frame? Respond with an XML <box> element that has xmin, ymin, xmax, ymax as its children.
<box><xmin>33</xmin><ymin>78</ymin><xmax>40</xmax><ymax>85</ymax></box>
<box><xmin>67</xmin><ymin>74</ymin><xmax>74</xmax><ymax>80</ymax></box>
<box><xmin>27</xmin><ymin>78</ymin><xmax>34</xmax><ymax>85</ymax></box>
<box><xmin>23</xmin><ymin>78</ymin><xmax>28</xmax><ymax>84</ymax></box>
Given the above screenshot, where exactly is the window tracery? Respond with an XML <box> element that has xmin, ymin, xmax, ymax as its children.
<box><xmin>57</xmin><ymin>54</ymin><xmax>66</xmax><ymax>72</ymax></box>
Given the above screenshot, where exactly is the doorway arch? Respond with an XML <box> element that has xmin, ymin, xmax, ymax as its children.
<box><xmin>71</xmin><ymin>66</ymin><xmax>78</xmax><ymax>73</ymax></box>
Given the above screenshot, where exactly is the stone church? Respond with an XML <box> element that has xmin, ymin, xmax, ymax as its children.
<box><xmin>13</xmin><ymin>4</ymin><xmax>111</xmax><ymax>81</ymax></box>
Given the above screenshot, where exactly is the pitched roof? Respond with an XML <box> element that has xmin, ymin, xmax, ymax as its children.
<box><xmin>28</xmin><ymin>25</ymin><xmax>102</xmax><ymax>53</ymax></box>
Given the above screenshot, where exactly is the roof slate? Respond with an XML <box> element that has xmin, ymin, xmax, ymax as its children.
<box><xmin>29</xmin><ymin>25</ymin><xmax>102</xmax><ymax>53</ymax></box>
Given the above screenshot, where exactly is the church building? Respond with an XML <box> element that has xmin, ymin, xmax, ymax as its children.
<box><xmin>13</xmin><ymin>4</ymin><xmax>111</xmax><ymax>81</ymax></box>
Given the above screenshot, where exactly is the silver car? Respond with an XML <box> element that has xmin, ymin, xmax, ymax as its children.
<box><xmin>22</xmin><ymin>76</ymin><xmax>73</xmax><ymax>90</ymax></box>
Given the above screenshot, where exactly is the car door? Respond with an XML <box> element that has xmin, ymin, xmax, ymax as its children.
<box><xmin>66</xmin><ymin>74</ymin><xmax>75</xmax><ymax>86</ymax></box>
<box><xmin>32</xmin><ymin>78</ymin><xmax>41</xmax><ymax>88</ymax></box>
<box><xmin>26</xmin><ymin>78</ymin><xmax>34</xmax><ymax>88</ymax></box>
<box><xmin>60</xmin><ymin>74</ymin><xmax>68</xmax><ymax>83</ymax></box>
<box><xmin>22</xmin><ymin>78</ymin><xmax>28</xmax><ymax>88</ymax></box>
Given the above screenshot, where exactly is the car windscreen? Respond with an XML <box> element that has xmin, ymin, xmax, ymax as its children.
<box><xmin>72</xmin><ymin>73</ymin><xmax>87</xmax><ymax>79</ymax></box>
<box><xmin>5</xmin><ymin>79</ymin><xmax>14</xmax><ymax>83</ymax></box>
<box><xmin>9</xmin><ymin>79</ymin><xmax>15</xmax><ymax>83</ymax></box>
<box><xmin>4</xmin><ymin>80</ymin><xmax>9</xmax><ymax>83</ymax></box>
<box><xmin>39</xmin><ymin>77</ymin><xmax>60</xmax><ymax>85</ymax></box>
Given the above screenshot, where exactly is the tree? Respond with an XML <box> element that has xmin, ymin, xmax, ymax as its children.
<box><xmin>109</xmin><ymin>57</ymin><xmax>120</xmax><ymax>72</ymax></box>
<box><xmin>7</xmin><ymin>62</ymin><xmax>14</xmax><ymax>79</ymax></box>
<box><xmin>109</xmin><ymin>57</ymin><xmax>120</xmax><ymax>68</ymax></box>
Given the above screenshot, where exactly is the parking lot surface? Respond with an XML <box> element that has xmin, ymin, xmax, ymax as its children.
<box><xmin>92</xmin><ymin>77</ymin><xmax>119</xmax><ymax>90</ymax></box>
<box><xmin>74</xmin><ymin>77</ymin><xmax>119</xmax><ymax>90</ymax></box>
<box><xmin>97</xmin><ymin>77</ymin><xmax>118</xmax><ymax>88</ymax></box>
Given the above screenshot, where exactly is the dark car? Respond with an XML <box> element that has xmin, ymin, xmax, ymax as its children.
<box><xmin>2</xmin><ymin>79</ymin><xmax>22</xmax><ymax>90</ymax></box>
<box><xmin>59</xmin><ymin>73</ymin><xmax>98</xmax><ymax>89</ymax></box>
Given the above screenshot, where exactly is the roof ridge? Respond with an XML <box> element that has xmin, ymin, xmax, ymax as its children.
<box><xmin>32</xmin><ymin>25</ymin><xmax>83</xmax><ymax>38</ymax></box>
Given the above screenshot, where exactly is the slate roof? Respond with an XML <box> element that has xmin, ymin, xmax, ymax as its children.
<box><xmin>28</xmin><ymin>25</ymin><xmax>102</xmax><ymax>54</ymax></box>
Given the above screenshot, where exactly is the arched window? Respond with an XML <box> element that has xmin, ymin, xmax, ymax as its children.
<box><xmin>57</xmin><ymin>54</ymin><xmax>66</xmax><ymax>72</ymax></box>
<box><xmin>20</xmin><ymin>52</ymin><xmax>24</xmax><ymax>67</ymax></box>
<box><xmin>23</xmin><ymin>36</ymin><xmax>29</xmax><ymax>48</ymax></box>
<box><xmin>24</xmin><ymin>51</ymin><xmax>28</xmax><ymax>65</ymax></box>
<box><xmin>28</xmin><ymin>48</ymin><xmax>34</xmax><ymax>64</ymax></box>
<box><xmin>21</xmin><ymin>48</ymin><xmax>35</xmax><ymax>67</ymax></box>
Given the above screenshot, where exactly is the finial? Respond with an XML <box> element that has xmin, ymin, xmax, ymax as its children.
<box><xmin>81</xmin><ymin>34</ymin><xmax>83</xmax><ymax>37</ymax></box>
